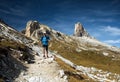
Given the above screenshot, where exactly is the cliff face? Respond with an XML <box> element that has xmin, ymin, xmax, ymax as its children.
<box><xmin>74</xmin><ymin>22</ymin><xmax>90</xmax><ymax>37</ymax></box>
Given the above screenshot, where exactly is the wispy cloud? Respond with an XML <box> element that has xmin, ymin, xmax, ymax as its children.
<box><xmin>0</xmin><ymin>1</ymin><xmax>30</xmax><ymax>17</ymax></box>
<box><xmin>0</xmin><ymin>9</ymin><xmax>11</xmax><ymax>14</ymax></box>
<box><xmin>111</xmin><ymin>0</ymin><xmax>120</xmax><ymax>5</ymax></box>
<box><xmin>9</xmin><ymin>7</ymin><xmax>27</xmax><ymax>16</ymax></box>
<box><xmin>104</xmin><ymin>39</ymin><xmax>120</xmax><ymax>44</ymax></box>
<box><xmin>89</xmin><ymin>18</ymin><xmax>114</xmax><ymax>23</ymax></box>
<box><xmin>97</xmin><ymin>18</ymin><xmax>114</xmax><ymax>22</ymax></box>
<box><xmin>91</xmin><ymin>33</ymin><xmax>101</xmax><ymax>38</ymax></box>
<box><xmin>82</xmin><ymin>17</ymin><xmax>115</xmax><ymax>23</ymax></box>
<box><xmin>0</xmin><ymin>8</ymin><xmax>26</xmax><ymax>17</ymax></box>
<box><xmin>101</xmin><ymin>26</ymin><xmax>120</xmax><ymax>36</ymax></box>
<box><xmin>87</xmin><ymin>8</ymin><xmax>120</xmax><ymax>17</ymax></box>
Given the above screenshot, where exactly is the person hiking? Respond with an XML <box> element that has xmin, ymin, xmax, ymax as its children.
<box><xmin>40</xmin><ymin>31</ymin><xmax>50</xmax><ymax>58</ymax></box>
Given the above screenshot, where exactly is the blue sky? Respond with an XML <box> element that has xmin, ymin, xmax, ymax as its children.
<box><xmin>0</xmin><ymin>0</ymin><xmax>120</xmax><ymax>48</ymax></box>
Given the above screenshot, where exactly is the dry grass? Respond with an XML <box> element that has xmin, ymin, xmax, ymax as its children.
<box><xmin>0</xmin><ymin>36</ymin><xmax>33</xmax><ymax>62</ymax></box>
<box><xmin>56</xmin><ymin>57</ymin><xmax>94</xmax><ymax>82</ymax></box>
<box><xmin>49</xmin><ymin>39</ymin><xmax>120</xmax><ymax>74</ymax></box>
<box><xmin>0</xmin><ymin>36</ymin><xmax>25</xmax><ymax>50</ymax></box>
<box><xmin>0</xmin><ymin>78</ymin><xmax>4</xmax><ymax>82</ymax></box>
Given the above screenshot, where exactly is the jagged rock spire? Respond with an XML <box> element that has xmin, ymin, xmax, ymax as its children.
<box><xmin>74</xmin><ymin>22</ymin><xmax>90</xmax><ymax>37</ymax></box>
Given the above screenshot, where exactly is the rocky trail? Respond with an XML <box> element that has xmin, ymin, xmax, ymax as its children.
<box><xmin>14</xmin><ymin>44</ymin><xmax>120</xmax><ymax>82</ymax></box>
<box><xmin>15</xmin><ymin>48</ymin><xmax>68</xmax><ymax>82</ymax></box>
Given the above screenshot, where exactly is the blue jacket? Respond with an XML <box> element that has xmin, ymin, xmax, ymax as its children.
<box><xmin>41</xmin><ymin>36</ymin><xmax>50</xmax><ymax>45</ymax></box>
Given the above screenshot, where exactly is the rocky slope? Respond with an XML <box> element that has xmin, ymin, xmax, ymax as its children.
<box><xmin>0</xmin><ymin>20</ymin><xmax>68</xmax><ymax>82</ymax></box>
<box><xmin>0</xmin><ymin>20</ymin><xmax>120</xmax><ymax>82</ymax></box>
<box><xmin>0</xmin><ymin>20</ymin><xmax>34</xmax><ymax>82</ymax></box>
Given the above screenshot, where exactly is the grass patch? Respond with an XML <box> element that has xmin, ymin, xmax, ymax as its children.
<box><xmin>0</xmin><ymin>36</ymin><xmax>33</xmax><ymax>62</ymax></box>
<box><xmin>0</xmin><ymin>78</ymin><xmax>4</xmax><ymax>82</ymax></box>
<box><xmin>56</xmin><ymin>57</ymin><xmax>94</xmax><ymax>82</ymax></box>
<box><xmin>0</xmin><ymin>36</ymin><xmax>25</xmax><ymax>50</ymax></box>
<box><xmin>49</xmin><ymin>39</ymin><xmax>120</xmax><ymax>74</ymax></box>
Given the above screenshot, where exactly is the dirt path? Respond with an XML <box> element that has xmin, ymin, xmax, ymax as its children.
<box><xmin>15</xmin><ymin>55</ymin><xmax>68</xmax><ymax>82</ymax></box>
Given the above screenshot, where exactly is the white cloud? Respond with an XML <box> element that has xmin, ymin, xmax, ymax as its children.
<box><xmin>102</xmin><ymin>26</ymin><xmax>120</xmax><ymax>36</ymax></box>
<box><xmin>104</xmin><ymin>39</ymin><xmax>120</xmax><ymax>44</ymax></box>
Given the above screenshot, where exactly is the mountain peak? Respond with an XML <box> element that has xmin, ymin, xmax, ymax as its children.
<box><xmin>25</xmin><ymin>20</ymin><xmax>40</xmax><ymax>37</ymax></box>
<box><xmin>74</xmin><ymin>22</ymin><xmax>90</xmax><ymax>37</ymax></box>
<box><xmin>25</xmin><ymin>20</ymin><xmax>52</xmax><ymax>41</ymax></box>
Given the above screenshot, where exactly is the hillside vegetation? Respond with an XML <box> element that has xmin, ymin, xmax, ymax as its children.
<box><xmin>49</xmin><ymin>38</ymin><xmax>120</xmax><ymax>74</ymax></box>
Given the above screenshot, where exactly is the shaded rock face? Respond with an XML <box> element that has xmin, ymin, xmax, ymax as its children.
<box><xmin>74</xmin><ymin>22</ymin><xmax>89</xmax><ymax>37</ymax></box>
<box><xmin>0</xmin><ymin>47</ymin><xmax>27</xmax><ymax>82</ymax></box>
<box><xmin>0</xmin><ymin>36</ymin><xmax>34</xmax><ymax>81</ymax></box>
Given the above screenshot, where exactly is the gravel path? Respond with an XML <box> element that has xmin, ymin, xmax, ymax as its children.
<box><xmin>15</xmin><ymin>55</ymin><xmax>68</xmax><ymax>82</ymax></box>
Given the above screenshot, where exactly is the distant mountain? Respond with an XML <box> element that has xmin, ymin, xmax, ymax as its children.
<box><xmin>0</xmin><ymin>19</ymin><xmax>120</xmax><ymax>82</ymax></box>
<box><xmin>74</xmin><ymin>22</ymin><xmax>91</xmax><ymax>37</ymax></box>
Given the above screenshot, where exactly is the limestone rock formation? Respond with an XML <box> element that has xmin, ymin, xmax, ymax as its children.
<box><xmin>74</xmin><ymin>22</ymin><xmax>90</xmax><ymax>37</ymax></box>
<box><xmin>25</xmin><ymin>21</ymin><xmax>40</xmax><ymax>37</ymax></box>
<box><xmin>25</xmin><ymin>20</ymin><xmax>52</xmax><ymax>41</ymax></box>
